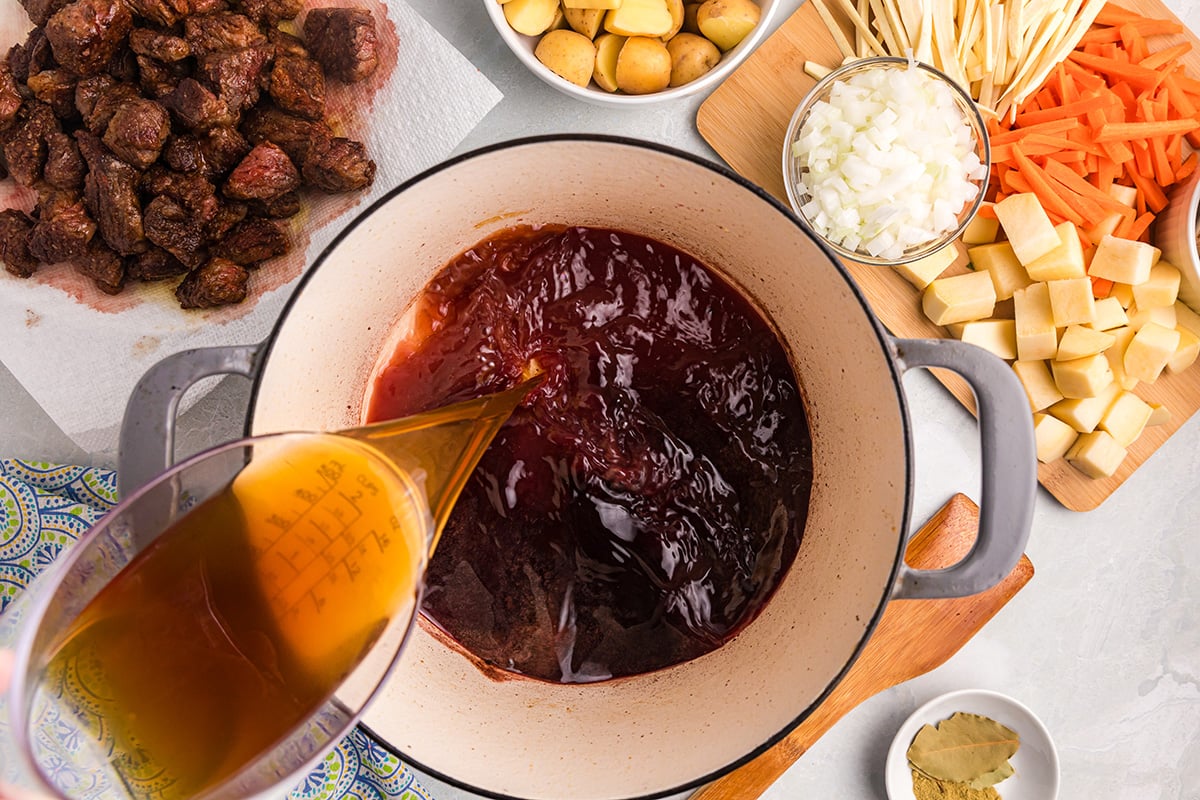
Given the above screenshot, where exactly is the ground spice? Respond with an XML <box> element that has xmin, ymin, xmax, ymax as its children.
<box><xmin>912</xmin><ymin>770</ymin><xmax>1002</xmax><ymax>799</ymax></box>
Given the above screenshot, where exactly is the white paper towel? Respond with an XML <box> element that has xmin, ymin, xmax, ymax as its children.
<box><xmin>0</xmin><ymin>0</ymin><xmax>502</xmax><ymax>453</ymax></box>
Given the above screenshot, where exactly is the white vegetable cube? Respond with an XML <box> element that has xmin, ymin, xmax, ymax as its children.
<box><xmin>1088</xmin><ymin>235</ymin><xmax>1161</xmax><ymax>285</ymax></box>
<box><xmin>1055</xmin><ymin>324</ymin><xmax>1115</xmax><ymax>361</ymax></box>
<box><xmin>1013</xmin><ymin>359</ymin><xmax>1063</xmax><ymax>412</ymax></box>
<box><xmin>1131</xmin><ymin>261</ymin><xmax>1181</xmax><ymax>308</ymax></box>
<box><xmin>960</xmin><ymin>319</ymin><xmax>1017</xmax><ymax>360</ymax></box>
<box><xmin>1051</xmin><ymin>353</ymin><xmax>1113</xmax><ymax>399</ymax></box>
<box><xmin>1066</xmin><ymin>430</ymin><xmax>1127</xmax><ymax>479</ymax></box>
<box><xmin>1111</xmin><ymin>282</ymin><xmax>1135</xmax><ymax>309</ymax></box>
<box><xmin>1024</xmin><ymin>222</ymin><xmax>1086</xmax><ymax>281</ymax></box>
<box><xmin>970</xmin><ymin>241</ymin><xmax>1032</xmax><ymax>301</ymax></box>
<box><xmin>1105</xmin><ymin>326</ymin><xmax>1139</xmax><ymax>391</ymax></box>
<box><xmin>1127</xmin><ymin>302</ymin><xmax>1176</xmax><ymax>331</ymax></box>
<box><xmin>1013</xmin><ymin>283</ymin><xmax>1058</xmax><ymax>361</ymax></box>
<box><xmin>1084</xmin><ymin>212</ymin><xmax>1125</xmax><ymax>244</ymax></box>
<box><xmin>1047</xmin><ymin>278</ymin><xmax>1096</xmax><ymax>327</ymax></box>
<box><xmin>1099</xmin><ymin>391</ymin><xmax>1153</xmax><ymax>447</ymax></box>
<box><xmin>1167</xmin><ymin>325</ymin><xmax>1200</xmax><ymax>373</ymax></box>
<box><xmin>1048</xmin><ymin>383</ymin><xmax>1121</xmax><ymax>433</ymax></box>
<box><xmin>922</xmin><ymin>270</ymin><xmax>996</xmax><ymax>326</ymax></box>
<box><xmin>1147</xmin><ymin>402</ymin><xmax>1171</xmax><ymax>426</ymax></box>
<box><xmin>1109</xmin><ymin>183</ymin><xmax>1138</xmax><ymax>207</ymax></box>
<box><xmin>1175</xmin><ymin>300</ymin><xmax>1200</xmax><ymax>337</ymax></box>
<box><xmin>962</xmin><ymin>205</ymin><xmax>999</xmax><ymax>245</ymax></box>
<box><xmin>893</xmin><ymin>244</ymin><xmax>958</xmax><ymax>290</ymax></box>
<box><xmin>1124</xmin><ymin>322</ymin><xmax>1180</xmax><ymax>383</ymax></box>
<box><xmin>1033</xmin><ymin>412</ymin><xmax>1078</xmax><ymax>463</ymax></box>
<box><xmin>1090</xmin><ymin>296</ymin><xmax>1128</xmax><ymax>331</ymax></box>
<box><xmin>994</xmin><ymin>193</ymin><xmax>1060</xmax><ymax>265</ymax></box>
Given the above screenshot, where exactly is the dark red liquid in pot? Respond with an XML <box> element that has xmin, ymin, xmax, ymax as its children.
<box><xmin>367</xmin><ymin>226</ymin><xmax>813</xmax><ymax>683</ymax></box>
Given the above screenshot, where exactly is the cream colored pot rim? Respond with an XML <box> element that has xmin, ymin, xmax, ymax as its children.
<box><xmin>242</xmin><ymin>135</ymin><xmax>918</xmax><ymax>800</ymax></box>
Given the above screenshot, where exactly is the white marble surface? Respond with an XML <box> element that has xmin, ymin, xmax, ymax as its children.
<box><xmin>2</xmin><ymin>1</ymin><xmax>1199</xmax><ymax>798</ymax></box>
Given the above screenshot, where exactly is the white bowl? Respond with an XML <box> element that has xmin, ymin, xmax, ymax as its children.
<box><xmin>1155</xmin><ymin>168</ymin><xmax>1200</xmax><ymax>312</ymax></box>
<box><xmin>884</xmin><ymin>689</ymin><xmax>1060</xmax><ymax>800</ymax></box>
<box><xmin>483</xmin><ymin>0</ymin><xmax>779</xmax><ymax>105</ymax></box>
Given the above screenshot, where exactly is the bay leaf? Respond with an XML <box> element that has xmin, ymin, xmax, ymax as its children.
<box><xmin>968</xmin><ymin>761</ymin><xmax>1015</xmax><ymax>789</ymax></box>
<box><xmin>906</xmin><ymin>712</ymin><xmax>1020</xmax><ymax>783</ymax></box>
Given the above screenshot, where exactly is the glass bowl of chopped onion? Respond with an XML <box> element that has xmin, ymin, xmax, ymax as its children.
<box><xmin>783</xmin><ymin>56</ymin><xmax>990</xmax><ymax>266</ymax></box>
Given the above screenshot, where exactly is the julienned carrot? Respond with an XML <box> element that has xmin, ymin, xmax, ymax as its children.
<box><xmin>1094</xmin><ymin>119</ymin><xmax>1200</xmax><ymax>141</ymax></box>
<box><xmin>1140</xmin><ymin>42</ymin><xmax>1192</xmax><ymax>71</ymax></box>
<box><xmin>1011</xmin><ymin>146</ymin><xmax>1086</xmax><ymax>225</ymax></box>
<box><xmin>1091</xmin><ymin>276</ymin><xmax>1115</xmax><ymax>299</ymax></box>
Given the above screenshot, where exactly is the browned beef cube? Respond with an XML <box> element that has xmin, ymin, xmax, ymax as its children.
<box><xmin>128</xmin><ymin>28</ymin><xmax>190</xmax><ymax>62</ymax></box>
<box><xmin>44</xmin><ymin>0</ymin><xmax>134</xmax><ymax>76</ymax></box>
<box><xmin>240</xmin><ymin>105</ymin><xmax>329</xmax><ymax>165</ymax></box>
<box><xmin>176</xmin><ymin>256</ymin><xmax>247</xmax><ymax>308</ymax></box>
<box><xmin>164</xmin><ymin>77</ymin><xmax>233</xmax><ymax>131</ymax></box>
<box><xmin>8</xmin><ymin>29</ymin><xmax>55</xmax><ymax>84</ymax></box>
<box><xmin>74</xmin><ymin>237</ymin><xmax>124</xmax><ymax>293</ymax></box>
<box><xmin>267</xmin><ymin>27</ymin><xmax>308</xmax><ymax>59</ymax></box>
<box><xmin>136</xmin><ymin>54</ymin><xmax>181</xmax><ymax>99</ymax></box>
<box><xmin>268</xmin><ymin>54</ymin><xmax>323</xmax><ymax>120</ymax></box>
<box><xmin>223</xmin><ymin>141</ymin><xmax>298</xmax><ymax>200</ymax></box>
<box><xmin>163</xmin><ymin>133</ymin><xmax>204</xmax><ymax>172</ymax></box>
<box><xmin>184</xmin><ymin>12</ymin><xmax>266</xmax><ymax>57</ymax></box>
<box><xmin>44</xmin><ymin>131</ymin><xmax>84</xmax><ymax>190</ymax></box>
<box><xmin>143</xmin><ymin>196</ymin><xmax>205</xmax><ymax>266</ymax></box>
<box><xmin>303</xmin><ymin>8</ymin><xmax>378</xmax><ymax>83</ymax></box>
<box><xmin>0</xmin><ymin>209</ymin><xmax>38</xmax><ymax>277</ymax></box>
<box><xmin>102</xmin><ymin>97</ymin><xmax>169</xmax><ymax>168</ymax></box>
<box><xmin>187</xmin><ymin>0</ymin><xmax>230</xmax><ymax>13</ymax></box>
<box><xmin>212</xmin><ymin>216</ymin><xmax>287</xmax><ymax>264</ymax></box>
<box><xmin>127</xmin><ymin>246</ymin><xmax>187</xmax><ymax>280</ymax></box>
<box><xmin>26</xmin><ymin>69</ymin><xmax>78</xmax><ymax>120</ymax></box>
<box><xmin>28</xmin><ymin>192</ymin><xmax>96</xmax><ymax>263</ymax></box>
<box><xmin>105</xmin><ymin>45</ymin><xmax>139</xmax><ymax>82</ymax></box>
<box><xmin>247</xmin><ymin>190</ymin><xmax>298</xmax><ymax>219</ymax></box>
<box><xmin>4</xmin><ymin>102</ymin><xmax>59</xmax><ymax>187</ymax></box>
<box><xmin>198</xmin><ymin>45</ymin><xmax>271</xmax><ymax>113</ymax></box>
<box><xmin>0</xmin><ymin>63</ymin><xmax>23</xmax><ymax>132</ymax></box>
<box><xmin>143</xmin><ymin>167</ymin><xmax>220</xmax><ymax>221</ymax></box>
<box><xmin>122</xmin><ymin>0</ymin><xmax>188</xmax><ymax>27</ymax></box>
<box><xmin>77</xmin><ymin>77</ymin><xmax>139</xmax><ymax>133</ymax></box>
<box><xmin>78</xmin><ymin>130</ymin><xmax>145</xmax><ymax>255</ymax></box>
<box><xmin>302</xmin><ymin>136</ymin><xmax>374</xmax><ymax>193</ymax></box>
<box><xmin>237</xmin><ymin>0</ymin><xmax>302</xmax><ymax>25</ymax></box>
<box><xmin>203</xmin><ymin>199</ymin><xmax>246</xmax><ymax>238</ymax></box>
<box><xmin>19</xmin><ymin>0</ymin><xmax>72</xmax><ymax>27</ymax></box>
<box><xmin>199</xmin><ymin>124</ymin><xmax>248</xmax><ymax>175</ymax></box>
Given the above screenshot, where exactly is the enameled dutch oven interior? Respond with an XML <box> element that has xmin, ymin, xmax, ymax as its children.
<box><xmin>246</xmin><ymin>136</ymin><xmax>913</xmax><ymax>800</ymax></box>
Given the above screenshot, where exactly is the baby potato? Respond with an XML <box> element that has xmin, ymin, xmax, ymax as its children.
<box><xmin>696</xmin><ymin>0</ymin><xmax>761</xmax><ymax>51</ymax></box>
<box><xmin>535</xmin><ymin>29</ymin><xmax>598</xmax><ymax>87</ymax></box>
<box><xmin>593</xmin><ymin>33</ymin><xmax>627</xmax><ymax>92</ymax></box>
<box><xmin>564</xmin><ymin>7</ymin><xmax>605</xmax><ymax>39</ymax></box>
<box><xmin>504</xmin><ymin>0</ymin><xmax>561</xmax><ymax>37</ymax></box>
<box><xmin>615</xmin><ymin>36</ymin><xmax>672</xmax><ymax>94</ymax></box>
<box><xmin>663</xmin><ymin>0</ymin><xmax>685</xmax><ymax>40</ymax></box>
<box><xmin>666</xmin><ymin>32</ymin><xmax>720</xmax><ymax>86</ymax></box>
<box><xmin>682</xmin><ymin>2</ymin><xmax>704</xmax><ymax>34</ymax></box>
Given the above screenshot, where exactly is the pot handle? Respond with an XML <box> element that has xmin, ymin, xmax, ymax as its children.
<box><xmin>118</xmin><ymin>343</ymin><xmax>265</xmax><ymax>500</ymax></box>
<box><xmin>890</xmin><ymin>337</ymin><xmax>1037</xmax><ymax>599</ymax></box>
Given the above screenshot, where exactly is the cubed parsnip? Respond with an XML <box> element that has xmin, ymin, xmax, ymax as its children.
<box><xmin>1111</xmin><ymin>282</ymin><xmax>1135</xmax><ymax>309</ymax></box>
<box><xmin>961</xmin><ymin>204</ymin><xmax>999</xmax><ymax>245</ymax></box>
<box><xmin>1147</xmin><ymin>402</ymin><xmax>1171</xmax><ymax>426</ymax></box>
<box><xmin>1174</xmin><ymin>300</ymin><xmax>1200</xmax><ymax>337</ymax></box>
<box><xmin>1047</xmin><ymin>277</ymin><xmax>1096</xmax><ymax>327</ymax></box>
<box><xmin>893</xmin><ymin>244</ymin><xmax>958</xmax><ymax>290</ymax></box>
<box><xmin>1084</xmin><ymin>211</ymin><xmax>1125</xmax><ymax>244</ymax></box>
<box><xmin>1109</xmin><ymin>182</ymin><xmax>1138</xmax><ymax>207</ymax></box>
<box><xmin>1132</xmin><ymin>261</ymin><xmax>1181</xmax><ymax>309</ymax></box>
<box><xmin>1126</xmin><ymin>302</ymin><xmax>1176</xmax><ymax>331</ymax></box>
<box><xmin>1123</xmin><ymin>322</ymin><xmax>1180</xmax><ymax>383</ymax></box>
<box><xmin>1105</xmin><ymin>326</ymin><xmax>1139</xmax><ymax>391</ymax></box>
<box><xmin>1088</xmin><ymin>235</ymin><xmax>1161</xmax><ymax>285</ymax></box>
<box><xmin>1013</xmin><ymin>282</ymin><xmax>1058</xmax><ymax>361</ymax></box>
<box><xmin>1055</xmin><ymin>325</ymin><xmax>1115</xmax><ymax>361</ymax></box>
<box><xmin>563</xmin><ymin>0</ymin><xmax>623</xmax><ymax>7</ymax></box>
<box><xmin>1013</xmin><ymin>359</ymin><xmax>1063</xmax><ymax>412</ymax></box>
<box><xmin>504</xmin><ymin>0</ymin><xmax>562</xmax><ymax>35</ymax></box>
<box><xmin>1051</xmin><ymin>353</ymin><xmax>1113</xmax><ymax>399</ymax></box>
<box><xmin>1090</xmin><ymin>296</ymin><xmax>1128</xmax><ymax>331</ymax></box>
<box><xmin>1033</xmin><ymin>412</ymin><xmax>1078</xmax><ymax>462</ymax></box>
<box><xmin>1024</xmin><ymin>222</ymin><xmax>1086</xmax><ymax>281</ymax></box>
<box><xmin>994</xmin><ymin>193</ymin><xmax>1061</xmax><ymax>265</ymax></box>
<box><xmin>606</xmin><ymin>0</ymin><xmax>674</xmax><ymax>36</ymax></box>
<box><xmin>970</xmin><ymin>241</ymin><xmax>1031</xmax><ymax>301</ymax></box>
<box><xmin>1168</xmin><ymin>325</ymin><xmax>1200</xmax><ymax>373</ymax></box>
<box><xmin>1099</xmin><ymin>391</ymin><xmax>1153</xmax><ymax>447</ymax></box>
<box><xmin>922</xmin><ymin>270</ymin><xmax>996</xmax><ymax>326</ymax></box>
<box><xmin>1048</xmin><ymin>383</ymin><xmax>1121</xmax><ymax>433</ymax></box>
<box><xmin>1066</xmin><ymin>430</ymin><xmax>1127</xmax><ymax>478</ymax></box>
<box><xmin>960</xmin><ymin>319</ymin><xmax>1017</xmax><ymax>360</ymax></box>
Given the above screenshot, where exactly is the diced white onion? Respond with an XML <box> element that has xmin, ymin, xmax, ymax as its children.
<box><xmin>792</xmin><ymin>62</ymin><xmax>986</xmax><ymax>261</ymax></box>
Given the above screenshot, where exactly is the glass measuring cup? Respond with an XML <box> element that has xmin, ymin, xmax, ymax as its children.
<box><xmin>0</xmin><ymin>379</ymin><xmax>536</xmax><ymax>800</ymax></box>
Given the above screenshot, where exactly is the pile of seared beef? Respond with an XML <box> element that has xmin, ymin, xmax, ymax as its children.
<box><xmin>0</xmin><ymin>0</ymin><xmax>379</xmax><ymax>308</ymax></box>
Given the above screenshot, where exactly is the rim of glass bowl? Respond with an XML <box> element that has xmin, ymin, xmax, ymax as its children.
<box><xmin>781</xmin><ymin>56</ymin><xmax>992</xmax><ymax>267</ymax></box>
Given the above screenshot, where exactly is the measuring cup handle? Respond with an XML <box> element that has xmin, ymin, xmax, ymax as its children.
<box><xmin>889</xmin><ymin>337</ymin><xmax>1037</xmax><ymax>599</ymax></box>
<box><xmin>118</xmin><ymin>344</ymin><xmax>264</xmax><ymax>499</ymax></box>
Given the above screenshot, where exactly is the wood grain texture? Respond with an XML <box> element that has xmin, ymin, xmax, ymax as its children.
<box><xmin>690</xmin><ymin>494</ymin><xmax>1033</xmax><ymax>800</ymax></box>
<box><xmin>697</xmin><ymin>0</ymin><xmax>1200</xmax><ymax>511</ymax></box>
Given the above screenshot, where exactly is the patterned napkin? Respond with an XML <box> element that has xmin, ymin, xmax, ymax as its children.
<box><xmin>0</xmin><ymin>459</ymin><xmax>434</xmax><ymax>800</ymax></box>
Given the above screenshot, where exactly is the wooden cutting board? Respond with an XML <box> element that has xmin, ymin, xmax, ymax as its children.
<box><xmin>690</xmin><ymin>493</ymin><xmax>1033</xmax><ymax>800</ymax></box>
<box><xmin>696</xmin><ymin>0</ymin><xmax>1200</xmax><ymax>511</ymax></box>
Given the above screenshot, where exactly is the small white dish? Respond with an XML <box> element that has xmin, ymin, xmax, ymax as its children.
<box><xmin>885</xmin><ymin>689</ymin><xmax>1060</xmax><ymax>800</ymax></box>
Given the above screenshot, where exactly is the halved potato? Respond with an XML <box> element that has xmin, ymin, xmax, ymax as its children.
<box><xmin>615</xmin><ymin>35</ymin><xmax>672</xmax><ymax>93</ymax></box>
<box><xmin>666</xmin><ymin>32</ymin><xmax>720</xmax><ymax>86</ymax></box>
<box><xmin>535</xmin><ymin>29</ymin><xmax>597</xmax><ymax>87</ymax></box>
<box><xmin>593</xmin><ymin>32</ymin><xmax>627</xmax><ymax>91</ymax></box>
<box><xmin>695</xmin><ymin>0</ymin><xmax>760</xmax><ymax>51</ymax></box>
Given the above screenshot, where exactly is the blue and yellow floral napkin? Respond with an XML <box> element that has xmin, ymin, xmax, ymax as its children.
<box><xmin>0</xmin><ymin>459</ymin><xmax>433</xmax><ymax>800</ymax></box>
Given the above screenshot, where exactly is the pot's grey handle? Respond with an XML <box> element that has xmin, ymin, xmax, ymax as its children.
<box><xmin>890</xmin><ymin>337</ymin><xmax>1036</xmax><ymax>599</ymax></box>
<box><xmin>118</xmin><ymin>344</ymin><xmax>264</xmax><ymax>499</ymax></box>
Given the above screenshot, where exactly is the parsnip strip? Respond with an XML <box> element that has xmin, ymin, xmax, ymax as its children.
<box><xmin>857</xmin><ymin>0</ymin><xmax>871</xmax><ymax>56</ymax></box>
<box><xmin>809</xmin><ymin>0</ymin><xmax>858</xmax><ymax>59</ymax></box>
<box><xmin>832</xmin><ymin>0</ymin><xmax>888</xmax><ymax>57</ymax></box>
<box><xmin>868</xmin><ymin>0</ymin><xmax>903</xmax><ymax>55</ymax></box>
